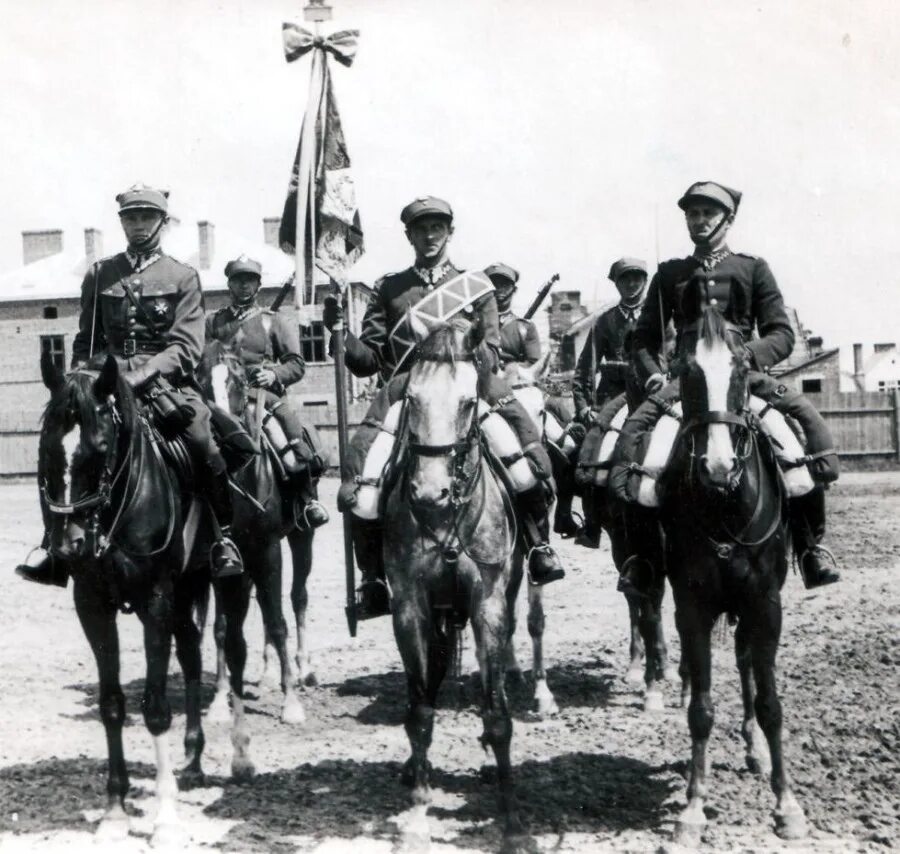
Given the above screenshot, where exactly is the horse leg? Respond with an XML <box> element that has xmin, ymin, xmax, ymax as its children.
<box><xmin>675</xmin><ymin>605</ymin><xmax>691</xmax><ymax>708</ymax></box>
<box><xmin>219</xmin><ymin>576</ymin><xmax>255</xmax><ymax>781</ymax></box>
<box><xmin>674</xmin><ymin>607</ymin><xmax>714</xmax><ymax>847</ymax></box>
<box><xmin>502</xmin><ymin>562</ymin><xmax>524</xmax><ymax>686</ymax></box>
<box><xmin>207</xmin><ymin>583</ymin><xmax>231</xmax><ymax>723</ymax></box>
<box><xmin>748</xmin><ymin>593</ymin><xmax>808</xmax><ymax>839</ymax></box>
<box><xmin>288</xmin><ymin>528</ymin><xmax>317</xmax><ymax>687</ymax></box>
<box><xmin>623</xmin><ymin>594</ymin><xmax>645</xmax><ymax>685</ymax></box>
<box><xmin>735</xmin><ymin>617</ymin><xmax>770</xmax><ymax>776</ymax></box>
<box><xmin>527</xmin><ymin>585</ymin><xmax>558</xmax><ymax>717</ymax></box>
<box><xmin>256</xmin><ymin>539</ymin><xmax>305</xmax><ymax>724</ymax></box>
<box><xmin>173</xmin><ymin>574</ymin><xmax>206</xmax><ymax>788</ymax></box>
<box><xmin>135</xmin><ymin>580</ymin><xmax>186</xmax><ymax>849</ymax></box>
<box><xmin>73</xmin><ymin>580</ymin><xmax>130</xmax><ymax>841</ymax></box>
<box><xmin>639</xmin><ymin>582</ymin><xmax>667</xmax><ymax>713</ymax></box>
<box><xmin>472</xmin><ymin>600</ymin><xmax>527</xmax><ymax>849</ymax></box>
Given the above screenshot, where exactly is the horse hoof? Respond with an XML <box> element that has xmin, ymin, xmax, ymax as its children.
<box><xmin>775</xmin><ymin>809</ymin><xmax>808</xmax><ymax>840</ymax></box>
<box><xmin>259</xmin><ymin>667</ymin><xmax>281</xmax><ymax>692</ymax></box>
<box><xmin>302</xmin><ymin>672</ymin><xmax>318</xmax><ymax>688</ymax></box>
<box><xmin>281</xmin><ymin>696</ymin><xmax>307</xmax><ymax>725</ymax></box>
<box><xmin>644</xmin><ymin>689</ymin><xmax>665</xmax><ymax>713</ymax></box>
<box><xmin>178</xmin><ymin>768</ymin><xmax>206</xmax><ymax>791</ymax></box>
<box><xmin>674</xmin><ymin>818</ymin><xmax>704</xmax><ymax>847</ymax></box>
<box><xmin>96</xmin><ymin>815</ymin><xmax>130</xmax><ymax>842</ymax></box>
<box><xmin>501</xmin><ymin>832</ymin><xmax>540</xmax><ymax>854</ymax></box>
<box><xmin>534</xmin><ymin>696</ymin><xmax>559</xmax><ymax>718</ymax></box>
<box><xmin>745</xmin><ymin>753</ymin><xmax>771</xmax><ymax>777</ymax></box>
<box><xmin>231</xmin><ymin>760</ymin><xmax>256</xmax><ymax>783</ymax></box>
<box><xmin>623</xmin><ymin>663</ymin><xmax>644</xmax><ymax>685</ymax></box>
<box><xmin>206</xmin><ymin>695</ymin><xmax>231</xmax><ymax>724</ymax></box>
<box><xmin>151</xmin><ymin>821</ymin><xmax>189</xmax><ymax>849</ymax></box>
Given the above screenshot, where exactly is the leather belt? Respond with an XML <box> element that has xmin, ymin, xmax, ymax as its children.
<box><xmin>121</xmin><ymin>339</ymin><xmax>166</xmax><ymax>357</ymax></box>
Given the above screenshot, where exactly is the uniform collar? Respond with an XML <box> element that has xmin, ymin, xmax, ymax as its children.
<box><xmin>618</xmin><ymin>300</ymin><xmax>643</xmax><ymax>322</ymax></box>
<box><xmin>228</xmin><ymin>302</ymin><xmax>262</xmax><ymax>323</ymax></box>
<box><xmin>499</xmin><ymin>309</ymin><xmax>516</xmax><ymax>325</ymax></box>
<box><xmin>412</xmin><ymin>259</ymin><xmax>454</xmax><ymax>287</ymax></box>
<box><xmin>692</xmin><ymin>245</ymin><xmax>732</xmax><ymax>271</ymax></box>
<box><xmin>125</xmin><ymin>248</ymin><xmax>162</xmax><ymax>273</ymax></box>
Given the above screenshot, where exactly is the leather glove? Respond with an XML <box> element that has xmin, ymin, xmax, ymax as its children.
<box><xmin>123</xmin><ymin>366</ymin><xmax>160</xmax><ymax>392</ymax></box>
<box><xmin>578</xmin><ymin>407</ymin><xmax>599</xmax><ymax>426</ymax></box>
<box><xmin>322</xmin><ymin>296</ymin><xmax>343</xmax><ymax>332</ymax></box>
<box><xmin>567</xmin><ymin>422</ymin><xmax>587</xmax><ymax>444</ymax></box>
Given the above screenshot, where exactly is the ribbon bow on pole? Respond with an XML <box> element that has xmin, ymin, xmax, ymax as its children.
<box><xmin>282</xmin><ymin>23</ymin><xmax>359</xmax><ymax>67</ymax></box>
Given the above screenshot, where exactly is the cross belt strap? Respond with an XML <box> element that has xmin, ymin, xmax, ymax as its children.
<box><xmin>477</xmin><ymin>394</ymin><xmax>517</xmax><ymax>424</ymax></box>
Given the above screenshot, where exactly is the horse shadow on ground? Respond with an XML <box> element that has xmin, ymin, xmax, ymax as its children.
<box><xmin>62</xmin><ymin>672</ymin><xmax>226</xmax><ymax>727</ymax></box>
<box><xmin>334</xmin><ymin>656</ymin><xmax>617</xmax><ymax>726</ymax></box>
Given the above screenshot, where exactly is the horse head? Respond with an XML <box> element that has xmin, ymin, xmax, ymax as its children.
<box><xmin>501</xmin><ymin>349</ymin><xmax>552</xmax><ymax>434</ymax></box>
<box><xmin>38</xmin><ymin>353</ymin><xmax>133</xmax><ymax>560</ymax></box>
<box><xmin>403</xmin><ymin>319</ymin><xmax>484</xmax><ymax>512</ymax></box>
<box><xmin>677</xmin><ymin>274</ymin><xmax>751</xmax><ymax>491</ymax></box>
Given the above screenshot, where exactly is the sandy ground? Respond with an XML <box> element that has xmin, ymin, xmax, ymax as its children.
<box><xmin>0</xmin><ymin>472</ymin><xmax>898</xmax><ymax>853</ymax></box>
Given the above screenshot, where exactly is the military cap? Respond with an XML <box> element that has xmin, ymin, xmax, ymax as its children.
<box><xmin>224</xmin><ymin>254</ymin><xmax>263</xmax><ymax>279</ymax></box>
<box><xmin>400</xmin><ymin>196</ymin><xmax>453</xmax><ymax>226</ymax></box>
<box><xmin>607</xmin><ymin>257</ymin><xmax>648</xmax><ymax>283</ymax></box>
<box><xmin>484</xmin><ymin>262</ymin><xmax>519</xmax><ymax>287</ymax></box>
<box><xmin>116</xmin><ymin>183</ymin><xmax>169</xmax><ymax>214</ymax></box>
<box><xmin>677</xmin><ymin>181</ymin><xmax>742</xmax><ymax>215</ymax></box>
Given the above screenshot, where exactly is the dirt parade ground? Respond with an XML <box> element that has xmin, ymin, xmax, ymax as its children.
<box><xmin>0</xmin><ymin>473</ymin><xmax>898</xmax><ymax>853</ymax></box>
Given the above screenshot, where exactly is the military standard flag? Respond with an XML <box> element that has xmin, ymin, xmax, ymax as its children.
<box><xmin>279</xmin><ymin>25</ymin><xmax>364</xmax><ymax>318</ymax></box>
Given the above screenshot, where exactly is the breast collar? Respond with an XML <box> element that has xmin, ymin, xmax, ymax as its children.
<box><xmin>412</xmin><ymin>260</ymin><xmax>454</xmax><ymax>287</ymax></box>
<box><xmin>692</xmin><ymin>246</ymin><xmax>732</xmax><ymax>272</ymax></box>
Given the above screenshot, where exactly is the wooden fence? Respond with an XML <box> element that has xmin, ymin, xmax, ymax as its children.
<box><xmin>1</xmin><ymin>391</ymin><xmax>898</xmax><ymax>477</ymax></box>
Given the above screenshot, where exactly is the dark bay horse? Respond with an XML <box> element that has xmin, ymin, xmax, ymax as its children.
<box><xmin>508</xmin><ymin>357</ymin><xmax>670</xmax><ymax>706</ymax></box>
<box><xmin>198</xmin><ymin>339</ymin><xmax>314</xmax><ymax>725</ymax></box>
<box><xmin>662</xmin><ymin>281</ymin><xmax>807</xmax><ymax>844</ymax></box>
<box><xmin>385</xmin><ymin>323</ymin><xmax>530</xmax><ymax>851</ymax></box>
<box><xmin>37</xmin><ymin>354</ymin><xmax>252</xmax><ymax>846</ymax></box>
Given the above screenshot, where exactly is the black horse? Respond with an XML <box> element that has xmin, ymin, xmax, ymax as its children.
<box><xmin>37</xmin><ymin>353</ymin><xmax>252</xmax><ymax>846</ymax></box>
<box><xmin>662</xmin><ymin>280</ymin><xmax>808</xmax><ymax>844</ymax></box>
<box><xmin>198</xmin><ymin>339</ymin><xmax>314</xmax><ymax>725</ymax></box>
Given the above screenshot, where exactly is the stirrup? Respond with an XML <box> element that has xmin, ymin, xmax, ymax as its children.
<box><xmin>293</xmin><ymin>499</ymin><xmax>330</xmax><ymax>531</ymax></box>
<box><xmin>356</xmin><ymin>578</ymin><xmax>391</xmax><ymax>620</ymax></box>
<box><xmin>617</xmin><ymin>555</ymin><xmax>654</xmax><ymax>600</ymax></box>
<box><xmin>527</xmin><ymin>544</ymin><xmax>566</xmax><ymax>586</ymax></box>
<box><xmin>210</xmin><ymin>536</ymin><xmax>243</xmax><ymax>579</ymax></box>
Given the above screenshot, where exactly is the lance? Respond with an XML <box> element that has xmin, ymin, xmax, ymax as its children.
<box><xmin>523</xmin><ymin>273</ymin><xmax>560</xmax><ymax>320</ymax></box>
<box><xmin>268</xmin><ymin>272</ymin><xmax>296</xmax><ymax>313</ymax></box>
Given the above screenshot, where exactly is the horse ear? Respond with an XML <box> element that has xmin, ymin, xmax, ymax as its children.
<box><xmin>531</xmin><ymin>348</ymin><xmax>552</xmax><ymax>379</ymax></box>
<box><xmin>93</xmin><ymin>354</ymin><xmax>119</xmax><ymax>398</ymax></box>
<box><xmin>680</xmin><ymin>273</ymin><xmax>709</xmax><ymax>323</ymax></box>
<box><xmin>40</xmin><ymin>350</ymin><xmax>64</xmax><ymax>394</ymax></box>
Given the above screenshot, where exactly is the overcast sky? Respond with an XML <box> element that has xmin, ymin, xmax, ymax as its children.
<box><xmin>1</xmin><ymin>0</ymin><xmax>898</xmax><ymax>347</ymax></box>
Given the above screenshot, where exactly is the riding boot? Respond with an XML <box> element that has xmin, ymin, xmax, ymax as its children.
<box><xmin>789</xmin><ymin>487</ymin><xmax>839</xmax><ymax>589</ymax></box>
<box><xmin>553</xmin><ymin>479</ymin><xmax>580</xmax><ymax>538</ymax></box>
<box><xmin>618</xmin><ymin>505</ymin><xmax>661</xmax><ymax>598</ymax></box>
<box><xmin>517</xmin><ymin>485</ymin><xmax>566</xmax><ymax>586</ymax></box>
<box><xmin>291</xmin><ymin>472</ymin><xmax>329</xmax><ymax>531</ymax></box>
<box><xmin>14</xmin><ymin>545</ymin><xmax>68</xmax><ymax>588</ymax></box>
<box><xmin>205</xmin><ymin>467</ymin><xmax>244</xmax><ymax>579</ymax></box>
<box><xmin>350</xmin><ymin>517</ymin><xmax>391</xmax><ymax>619</ymax></box>
<box><xmin>574</xmin><ymin>486</ymin><xmax>601</xmax><ymax>549</ymax></box>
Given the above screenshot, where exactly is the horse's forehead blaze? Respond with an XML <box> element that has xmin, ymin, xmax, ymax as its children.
<box><xmin>693</xmin><ymin>338</ymin><xmax>733</xmax><ymax>411</ymax></box>
<box><xmin>407</xmin><ymin>361</ymin><xmax>477</xmax><ymax>437</ymax></box>
<box><xmin>61</xmin><ymin>424</ymin><xmax>82</xmax><ymax>502</ymax></box>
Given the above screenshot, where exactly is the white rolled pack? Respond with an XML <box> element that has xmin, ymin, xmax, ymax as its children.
<box><xmin>748</xmin><ymin>395</ymin><xmax>815</xmax><ymax>496</ymax></box>
<box><xmin>352</xmin><ymin>400</ymin><xmax>405</xmax><ymax>520</ymax></box>
<box><xmin>477</xmin><ymin>400</ymin><xmax>537</xmax><ymax>492</ymax></box>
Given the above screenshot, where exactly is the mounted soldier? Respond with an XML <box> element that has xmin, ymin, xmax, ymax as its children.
<box><xmin>612</xmin><ymin>181</ymin><xmax>840</xmax><ymax>592</ymax></box>
<box><xmin>205</xmin><ymin>255</ymin><xmax>329</xmax><ymax>531</ymax></box>
<box><xmin>484</xmin><ymin>262</ymin><xmax>541</xmax><ymax>367</ymax></box>
<box><xmin>324</xmin><ymin>196</ymin><xmax>565</xmax><ymax>619</ymax></box>
<box><xmin>15</xmin><ymin>183</ymin><xmax>246</xmax><ymax>586</ymax></box>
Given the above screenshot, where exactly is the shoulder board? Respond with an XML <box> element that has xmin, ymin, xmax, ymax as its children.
<box><xmin>734</xmin><ymin>252</ymin><xmax>760</xmax><ymax>260</ymax></box>
<box><xmin>659</xmin><ymin>256</ymin><xmax>694</xmax><ymax>271</ymax></box>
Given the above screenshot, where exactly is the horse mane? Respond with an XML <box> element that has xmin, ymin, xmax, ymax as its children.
<box><xmin>697</xmin><ymin>304</ymin><xmax>745</xmax><ymax>359</ymax></box>
<box><xmin>414</xmin><ymin>324</ymin><xmax>460</xmax><ymax>365</ymax></box>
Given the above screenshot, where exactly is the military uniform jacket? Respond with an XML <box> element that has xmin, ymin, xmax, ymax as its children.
<box><xmin>572</xmin><ymin>302</ymin><xmax>638</xmax><ymax>414</ymax></box>
<box><xmin>206</xmin><ymin>305</ymin><xmax>306</xmax><ymax>394</ymax></box>
<box><xmin>498</xmin><ymin>312</ymin><xmax>541</xmax><ymax>366</ymax></box>
<box><xmin>345</xmin><ymin>263</ymin><xmax>501</xmax><ymax>381</ymax></box>
<box><xmin>631</xmin><ymin>252</ymin><xmax>795</xmax><ymax>385</ymax></box>
<box><xmin>71</xmin><ymin>251</ymin><xmax>204</xmax><ymax>385</ymax></box>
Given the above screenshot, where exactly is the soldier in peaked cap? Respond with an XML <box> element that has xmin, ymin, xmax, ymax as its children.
<box><xmin>569</xmin><ymin>257</ymin><xmax>652</xmax><ymax>547</ymax></box>
<box><xmin>206</xmin><ymin>255</ymin><xmax>329</xmax><ymax>530</ymax></box>
<box><xmin>15</xmin><ymin>183</ymin><xmax>247</xmax><ymax>586</ymax></box>
<box><xmin>323</xmin><ymin>196</ymin><xmax>566</xmax><ymax>618</ymax></box>
<box><xmin>613</xmin><ymin>181</ymin><xmax>840</xmax><ymax>592</ymax></box>
<box><xmin>484</xmin><ymin>263</ymin><xmax>542</xmax><ymax>367</ymax></box>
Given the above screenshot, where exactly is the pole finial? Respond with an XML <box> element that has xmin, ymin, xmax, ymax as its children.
<box><xmin>304</xmin><ymin>0</ymin><xmax>332</xmax><ymax>23</ymax></box>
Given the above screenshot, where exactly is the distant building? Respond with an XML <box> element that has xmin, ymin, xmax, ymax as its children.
<box><xmin>844</xmin><ymin>342</ymin><xmax>900</xmax><ymax>393</ymax></box>
<box><xmin>0</xmin><ymin>218</ymin><xmax>373</xmax><ymax>474</ymax></box>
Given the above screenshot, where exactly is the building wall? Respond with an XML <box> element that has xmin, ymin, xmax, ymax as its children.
<box><xmin>778</xmin><ymin>350</ymin><xmax>842</xmax><ymax>397</ymax></box>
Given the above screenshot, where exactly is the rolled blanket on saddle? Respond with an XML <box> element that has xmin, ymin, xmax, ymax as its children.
<box><xmin>607</xmin><ymin>375</ymin><xmax>839</xmax><ymax>508</ymax></box>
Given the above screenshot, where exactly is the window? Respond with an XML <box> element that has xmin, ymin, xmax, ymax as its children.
<box><xmin>41</xmin><ymin>335</ymin><xmax>65</xmax><ymax>371</ymax></box>
<box><xmin>300</xmin><ymin>321</ymin><xmax>327</xmax><ymax>363</ymax></box>
<box><xmin>43</xmin><ymin>306</ymin><xmax>58</xmax><ymax>319</ymax></box>
<box><xmin>801</xmin><ymin>378</ymin><xmax>822</xmax><ymax>393</ymax></box>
